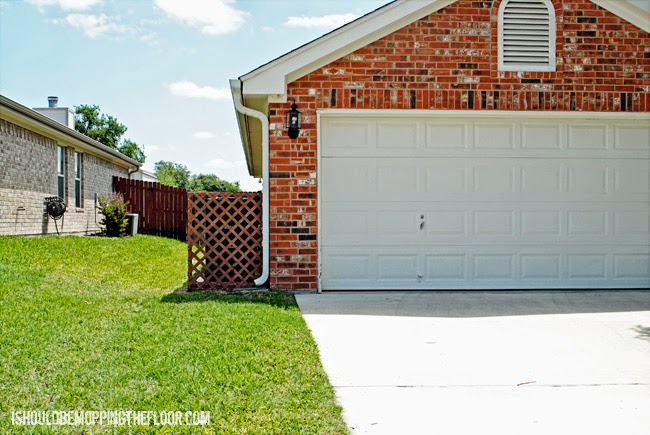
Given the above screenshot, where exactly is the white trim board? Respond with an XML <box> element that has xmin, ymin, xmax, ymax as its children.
<box><xmin>317</xmin><ymin>109</ymin><xmax>650</xmax><ymax>120</ymax></box>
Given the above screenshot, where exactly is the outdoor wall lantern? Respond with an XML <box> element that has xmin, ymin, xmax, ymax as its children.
<box><xmin>286</xmin><ymin>102</ymin><xmax>301</xmax><ymax>139</ymax></box>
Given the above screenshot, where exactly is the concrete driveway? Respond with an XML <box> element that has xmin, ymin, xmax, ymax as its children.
<box><xmin>295</xmin><ymin>291</ymin><xmax>650</xmax><ymax>435</ymax></box>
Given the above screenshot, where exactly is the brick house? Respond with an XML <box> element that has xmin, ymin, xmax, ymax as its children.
<box><xmin>0</xmin><ymin>95</ymin><xmax>141</xmax><ymax>236</ymax></box>
<box><xmin>231</xmin><ymin>0</ymin><xmax>650</xmax><ymax>291</ymax></box>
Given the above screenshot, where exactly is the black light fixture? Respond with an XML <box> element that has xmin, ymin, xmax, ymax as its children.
<box><xmin>286</xmin><ymin>102</ymin><xmax>301</xmax><ymax>139</ymax></box>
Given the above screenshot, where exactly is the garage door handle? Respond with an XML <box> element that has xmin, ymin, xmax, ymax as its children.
<box><xmin>420</xmin><ymin>221</ymin><xmax>425</xmax><ymax>230</ymax></box>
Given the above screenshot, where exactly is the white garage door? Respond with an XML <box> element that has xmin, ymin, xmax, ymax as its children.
<box><xmin>320</xmin><ymin>112</ymin><xmax>650</xmax><ymax>290</ymax></box>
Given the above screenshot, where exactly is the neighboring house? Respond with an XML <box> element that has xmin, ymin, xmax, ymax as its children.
<box><xmin>0</xmin><ymin>95</ymin><xmax>141</xmax><ymax>236</ymax></box>
<box><xmin>132</xmin><ymin>168</ymin><xmax>157</xmax><ymax>182</ymax></box>
<box><xmin>231</xmin><ymin>0</ymin><xmax>650</xmax><ymax>291</ymax></box>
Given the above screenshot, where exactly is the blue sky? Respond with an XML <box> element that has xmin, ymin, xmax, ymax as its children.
<box><xmin>0</xmin><ymin>0</ymin><xmax>388</xmax><ymax>190</ymax></box>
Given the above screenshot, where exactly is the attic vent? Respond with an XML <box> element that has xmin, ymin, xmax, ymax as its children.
<box><xmin>498</xmin><ymin>0</ymin><xmax>556</xmax><ymax>72</ymax></box>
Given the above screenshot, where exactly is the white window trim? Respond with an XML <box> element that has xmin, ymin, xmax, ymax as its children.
<box><xmin>498</xmin><ymin>0</ymin><xmax>556</xmax><ymax>72</ymax></box>
<box><xmin>57</xmin><ymin>145</ymin><xmax>66</xmax><ymax>200</ymax></box>
<box><xmin>74</xmin><ymin>151</ymin><xmax>82</xmax><ymax>208</ymax></box>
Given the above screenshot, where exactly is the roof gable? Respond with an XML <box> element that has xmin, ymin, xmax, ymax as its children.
<box><xmin>239</xmin><ymin>0</ymin><xmax>457</xmax><ymax>99</ymax></box>
<box><xmin>238</xmin><ymin>0</ymin><xmax>649</xmax><ymax>100</ymax></box>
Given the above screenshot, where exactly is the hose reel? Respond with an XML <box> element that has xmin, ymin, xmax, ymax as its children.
<box><xmin>44</xmin><ymin>196</ymin><xmax>66</xmax><ymax>234</ymax></box>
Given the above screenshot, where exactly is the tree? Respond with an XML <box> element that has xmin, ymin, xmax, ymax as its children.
<box><xmin>74</xmin><ymin>104</ymin><xmax>145</xmax><ymax>162</ymax></box>
<box><xmin>154</xmin><ymin>160</ymin><xmax>191</xmax><ymax>188</ymax></box>
<box><xmin>119</xmin><ymin>139</ymin><xmax>145</xmax><ymax>163</ymax></box>
<box><xmin>189</xmin><ymin>174</ymin><xmax>241</xmax><ymax>192</ymax></box>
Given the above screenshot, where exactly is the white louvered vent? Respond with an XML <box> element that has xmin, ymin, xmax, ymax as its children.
<box><xmin>498</xmin><ymin>0</ymin><xmax>556</xmax><ymax>72</ymax></box>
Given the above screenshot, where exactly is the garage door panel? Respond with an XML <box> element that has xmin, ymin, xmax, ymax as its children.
<box><xmin>377</xmin><ymin>211</ymin><xmax>417</xmax><ymax>235</ymax></box>
<box><xmin>474</xmin><ymin>123</ymin><xmax>516</xmax><ymax>149</ymax></box>
<box><xmin>567</xmin><ymin>255</ymin><xmax>608</xmax><ymax>279</ymax></box>
<box><xmin>521</xmin><ymin>166</ymin><xmax>562</xmax><ymax>194</ymax></box>
<box><xmin>614</xmin><ymin>124</ymin><xmax>650</xmax><ymax>150</ymax></box>
<box><xmin>521</xmin><ymin>124</ymin><xmax>562</xmax><ymax>149</ymax></box>
<box><xmin>377</xmin><ymin>255</ymin><xmax>418</xmax><ymax>283</ymax></box>
<box><xmin>614</xmin><ymin>162</ymin><xmax>650</xmax><ymax>196</ymax></box>
<box><xmin>567</xmin><ymin>165</ymin><xmax>609</xmax><ymax>195</ymax></box>
<box><xmin>322</xmin><ymin>203</ymin><xmax>649</xmax><ymax>247</ymax></box>
<box><xmin>322</xmin><ymin>117</ymin><xmax>649</xmax><ymax>159</ymax></box>
<box><xmin>473</xmin><ymin>165</ymin><xmax>516</xmax><ymax>194</ymax></box>
<box><xmin>425</xmin><ymin>166</ymin><xmax>468</xmax><ymax>194</ymax></box>
<box><xmin>320</xmin><ymin>115</ymin><xmax>650</xmax><ymax>290</ymax></box>
<box><xmin>473</xmin><ymin>211</ymin><xmax>516</xmax><ymax>236</ymax></box>
<box><xmin>425</xmin><ymin>255</ymin><xmax>466</xmax><ymax>280</ymax></box>
<box><xmin>614</xmin><ymin>210</ymin><xmax>650</xmax><ymax>237</ymax></box>
<box><xmin>322</xmin><ymin>247</ymin><xmax>650</xmax><ymax>289</ymax></box>
<box><xmin>322</xmin><ymin>120</ymin><xmax>375</xmax><ymax>152</ymax></box>
<box><xmin>521</xmin><ymin>211</ymin><xmax>561</xmax><ymax>236</ymax></box>
<box><xmin>324</xmin><ymin>157</ymin><xmax>645</xmax><ymax>203</ymax></box>
<box><xmin>377</xmin><ymin>165</ymin><xmax>418</xmax><ymax>194</ymax></box>
<box><xmin>521</xmin><ymin>255</ymin><xmax>562</xmax><ymax>280</ymax></box>
<box><xmin>377</xmin><ymin>122</ymin><xmax>420</xmax><ymax>149</ymax></box>
<box><xmin>473</xmin><ymin>255</ymin><xmax>515</xmax><ymax>280</ymax></box>
<box><xmin>323</xmin><ymin>210</ymin><xmax>369</xmax><ymax>236</ymax></box>
<box><xmin>426</xmin><ymin>211</ymin><xmax>467</xmax><ymax>235</ymax></box>
<box><xmin>425</xmin><ymin>122</ymin><xmax>469</xmax><ymax>149</ymax></box>
<box><xmin>614</xmin><ymin>255</ymin><xmax>650</xmax><ymax>279</ymax></box>
<box><xmin>568</xmin><ymin>124</ymin><xmax>609</xmax><ymax>150</ymax></box>
<box><xmin>325</xmin><ymin>253</ymin><xmax>372</xmax><ymax>286</ymax></box>
<box><xmin>321</xmin><ymin>159</ymin><xmax>371</xmax><ymax>200</ymax></box>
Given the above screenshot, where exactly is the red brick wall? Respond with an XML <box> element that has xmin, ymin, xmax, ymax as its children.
<box><xmin>266</xmin><ymin>0</ymin><xmax>650</xmax><ymax>290</ymax></box>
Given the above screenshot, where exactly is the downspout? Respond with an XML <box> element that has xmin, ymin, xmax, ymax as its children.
<box><xmin>230</xmin><ymin>79</ymin><xmax>270</xmax><ymax>287</ymax></box>
<box><xmin>127</xmin><ymin>166</ymin><xmax>139</xmax><ymax>179</ymax></box>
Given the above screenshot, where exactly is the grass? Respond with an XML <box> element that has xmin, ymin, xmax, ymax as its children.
<box><xmin>0</xmin><ymin>235</ymin><xmax>347</xmax><ymax>434</ymax></box>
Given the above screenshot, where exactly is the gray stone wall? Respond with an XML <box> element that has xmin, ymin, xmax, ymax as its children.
<box><xmin>0</xmin><ymin>119</ymin><xmax>129</xmax><ymax>235</ymax></box>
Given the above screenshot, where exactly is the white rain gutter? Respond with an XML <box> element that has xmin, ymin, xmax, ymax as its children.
<box><xmin>230</xmin><ymin>79</ymin><xmax>269</xmax><ymax>287</ymax></box>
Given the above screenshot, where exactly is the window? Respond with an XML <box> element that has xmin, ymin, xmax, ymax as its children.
<box><xmin>498</xmin><ymin>0</ymin><xmax>556</xmax><ymax>72</ymax></box>
<box><xmin>57</xmin><ymin>146</ymin><xmax>65</xmax><ymax>200</ymax></box>
<box><xmin>74</xmin><ymin>152</ymin><xmax>82</xmax><ymax>208</ymax></box>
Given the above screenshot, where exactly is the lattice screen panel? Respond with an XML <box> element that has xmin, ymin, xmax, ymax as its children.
<box><xmin>187</xmin><ymin>192</ymin><xmax>263</xmax><ymax>290</ymax></box>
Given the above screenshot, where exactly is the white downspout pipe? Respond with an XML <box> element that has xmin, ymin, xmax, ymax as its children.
<box><xmin>230</xmin><ymin>79</ymin><xmax>269</xmax><ymax>287</ymax></box>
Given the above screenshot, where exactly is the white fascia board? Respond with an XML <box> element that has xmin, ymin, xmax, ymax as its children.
<box><xmin>591</xmin><ymin>0</ymin><xmax>650</xmax><ymax>32</ymax></box>
<box><xmin>240</xmin><ymin>0</ymin><xmax>457</xmax><ymax>97</ymax></box>
<box><xmin>230</xmin><ymin>80</ymin><xmax>254</xmax><ymax>175</ymax></box>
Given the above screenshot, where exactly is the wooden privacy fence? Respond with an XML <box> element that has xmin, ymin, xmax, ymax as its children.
<box><xmin>113</xmin><ymin>177</ymin><xmax>187</xmax><ymax>241</ymax></box>
<box><xmin>187</xmin><ymin>192</ymin><xmax>263</xmax><ymax>290</ymax></box>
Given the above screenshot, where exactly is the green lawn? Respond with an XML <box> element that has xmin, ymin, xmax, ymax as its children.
<box><xmin>0</xmin><ymin>235</ymin><xmax>346</xmax><ymax>434</ymax></box>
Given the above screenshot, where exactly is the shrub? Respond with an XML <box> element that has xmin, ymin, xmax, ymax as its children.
<box><xmin>98</xmin><ymin>193</ymin><xmax>129</xmax><ymax>237</ymax></box>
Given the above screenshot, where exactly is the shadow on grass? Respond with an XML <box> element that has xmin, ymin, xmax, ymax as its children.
<box><xmin>160</xmin><ymin>282</ymin><xmax>297</xmax><ymax>309</ymax></box>
<box><xmin>632</xmin><ymin>325</ymin><xmax>650</xmax><ymax>343</ymax></box>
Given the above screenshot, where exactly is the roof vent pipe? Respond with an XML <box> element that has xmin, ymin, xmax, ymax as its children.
<box><xmin>48</xmin><ymin>96</ymin><xmax>58</xmax><ymax>108</ymax></box>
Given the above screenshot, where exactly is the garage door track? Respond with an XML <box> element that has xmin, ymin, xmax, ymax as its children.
<box><xmin>296</xmin><ymin>291</ymin><xmax>650</xmax><ymax>435</ymax></box>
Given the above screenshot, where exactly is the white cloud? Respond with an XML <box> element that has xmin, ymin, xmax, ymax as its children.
<box><xmin>154</xmin><ymin>0</ymin><xmax>248</xmax><ymax>35</ymax></box>
<box><xmin>27</xmin><ymin>0</ymin><xmax>102</xmax><ymax>11</ymax></box>
<box><xmin>168</xmin><ymin>81</ymin><xmax>230</xmax><ymax>101</ymax></box>
<box><xmin>193</xmin><ymin>131</ymin><xmax>215</xmax><ymax>140</ymax></box>
<box><xmin>204</xmin><ymin>159</ymin><xmax>248</xmax><ymax>171</ymax></box>
<box><xmin>55</xmin><ymin>13</ymin><xmax>128</xmax><ymax>38</ymax></box>
<box><xmin>283</xmin><ymin>13</ymin><xmax>359</xmax><ymax>29</ymax></box>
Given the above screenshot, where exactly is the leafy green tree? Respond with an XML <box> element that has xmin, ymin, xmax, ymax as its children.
<box><xmin>155</xmin><ymin>160</ymin><xmax>191</xmax><ymax>189</ymax></box>
<box><xmin>189</xmin><ymin>174</ymin><xmax>241</xmax><ymax>192</ymax></box>
<box><xmin>74</xmin><ymin>104</ymin><xmax>145</xmax><ymax>162</ymax></box>
<box><xmin>119</xmin><ymin>139</ymin><xmax>145</xmax><ymax>163</ymax></box>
